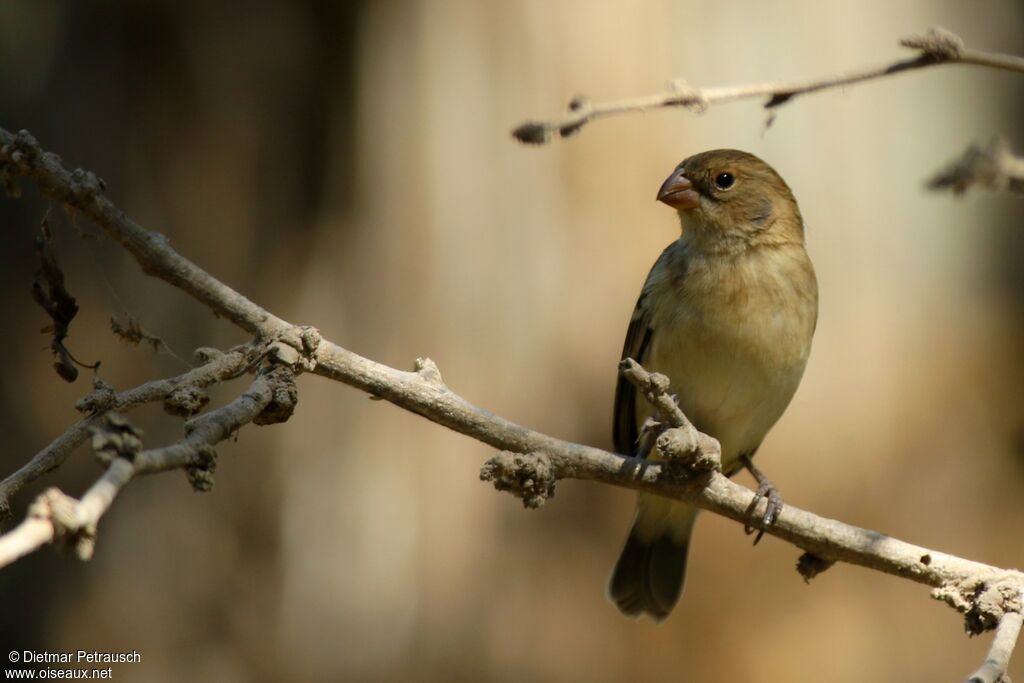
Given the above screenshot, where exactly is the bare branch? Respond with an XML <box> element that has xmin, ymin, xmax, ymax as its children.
<box><xmin>0</xmin><ymin>129</ymin><xmax>291</xmax><ymax>338</ymax></box>
<box><xmin>928</xmin><ymin>137</ymin><xmax>1024</xmax><ymax>195</ymax></box>
<box><xmin>0</xmin><ymin>458</ymin><xmax>134</xmax><ymax>567</ymax></box>
<box><xmin>511</xmin><ymin>27</ymin><xmax>1024</xmax><ymax>145</ymax></box>
<box><xmin>0</xmin><ymin>373</ymin><xmax>278</xmax><ymax>568</ymax></box>
<box><xmin>967</xmin><ymin>608</ymin><xmax>1024</xmax><ymax>683</ymax></box>
<box><xmin>0</xmin><ymin>344</ymin><xmax>261</xmax><ymax>516</ymax></box>
<box><xmin>312</xmin><ymin>342</ymin><xmax>1016</xmax><ymax>592</ymax></box>
<box><xmin>2</xmin><ymin>126</ymin><xmax>1024</xmax><ymax>666</ymax></box>
<box><xmin>617</xmin><ymin>358</ymin><xmax>721</xmax><ymax>475</ymax></box>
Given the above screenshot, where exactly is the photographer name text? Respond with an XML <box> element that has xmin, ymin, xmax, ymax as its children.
<box><xmin>12</xmin><ymin>652</ymin><xmax>140</xmax><ymax>665</ymax></box>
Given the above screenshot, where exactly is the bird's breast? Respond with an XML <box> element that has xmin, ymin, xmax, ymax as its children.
<box><xmin>641</xmin><ymin>245</ymin><xmax>817</xmax><ymax>466</ymax></box>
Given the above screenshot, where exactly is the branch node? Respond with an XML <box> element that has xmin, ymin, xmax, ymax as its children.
<box><xmin>268</xmin><ymin>340</ymin><xmax>301</xmax><ymax>367</ymax></box>
<box><xmin>29</xmin><ymin>488</ymin><xmax>95</xmax><ymax>560</ymax></box>
<box><xmin>414</xmin><ymin>357</ymin><xmax>444</xmax><ymax>386</ymax></box>
<box><xmin>765</xmin><ymin>92</ymin><xmax>795</xmax><ymax>109</ymax></box>
<box><xmin>622</xmin><ymin>358</ymin><xmax>723</xmax><ymax>482</ymax></box>
<box><xmin>933</xmin><ymin>577</ymin><xmax>1024</xmax><ymax>636</ymax></box>
<box><xmin>268</xmin><ymin>326</ymin><xmax>320</xmax><ymax>371</ymax></box>
<box><xmin>567</xmin><ymin>94</ymin><xmax>590</xmax><ymax>111</ymax></box>
<box><xmin>480</xmin><ymin>451</ymin><xmax>556</xmax><ymax>509</ymax></box>
<box><xmin>185</xmin><ymin>444</ymin><xmax>218</xmax><ymax>492</ymax></box>
<box><xmin>655</xmin><ymin>426</ymin><xmax>721</xmax><ymax>475</ymax></box>
<box><xmin>511</xmin><ymin>122</ymin><xmax>550</xmax><ymax>145</ymax></box>
<box><xmin>900</xmin><ymin>26</ymin><xmax>964</xmax><ymax>60</ymax></box>
<box><xmin>68</xmin><ymin>167</ymin><xmax>105</xmax><ymax>200</ymax></box>
<box><xmin>75</xmin><ymin>377</ymin><xmax>116</xmax><ymax>414</ymax></box>
<box><xmin>668</xmin><ymin>79</ymin><xmax>709</xmax><ymax>113</ymax></box>
<box><xmin>557</xmin><ymin>95</ymin><xmax>593</xmax><ymax>139</ymax></box>
<box><xmin>797</xmin><ymin>552</ymin><xmax>836</xmax><ymax>582</ymax></box>
<box><xmin>252</xmin><ymin>366</ymin><xmax>298</xmax><ymax>425</ymax></box>
<box><xmin>11</xmin><ymin>129</ymin><xmax>40</xmax><ymax>162</ymax></box>
<box><xmin>163</xmin><ymin>385</ymin><xmax>211</xmax><ymax>418</ymax></box>
<box><xmin>300</xmin><ymin>326</ymin><xmax>322</xmax><ymax>354</ymax></box>
<box><xmin>28</xmin><ymin>487</ymin><xmax>75</xmax><ymax>529</ymax></box>
<box><xmin>194</xmin><ymin>346</ymin><xmax>224</xmax><ymax>364</ymax></box>
<box><xmin>89</xmin><ymin>414</ymin><xmax>143</xmax><ymax>466</ymax></box>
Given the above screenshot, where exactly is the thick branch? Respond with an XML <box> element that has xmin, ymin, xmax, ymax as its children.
<box><xmin>510</xmin><ymin>27</ymin><xmax>1024</xmax><ymax>144</ymax></box>
<box><xmin>312</xmin><ymin>346</ymin><xmax>1013</xmax><ymax>590</ymax></box>
<box><xmin>0</xmin><ymin>130</ymin><xmax>291</xmax><ymax>338</ymax></box>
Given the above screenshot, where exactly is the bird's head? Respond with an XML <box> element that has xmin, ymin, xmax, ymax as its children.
<box><xmin>657</xmin><ymin>149</ymin><xmax>805</xmax><ymax>250</ymax></box>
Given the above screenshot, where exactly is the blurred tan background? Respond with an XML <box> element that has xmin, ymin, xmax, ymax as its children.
<box><xmin>1</xmin><ymin>1</ymin><xmax>1023</xmax><ymax>681</ymax></box>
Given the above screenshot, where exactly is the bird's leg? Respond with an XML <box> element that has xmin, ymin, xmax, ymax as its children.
<box><xmin>634</xmin><ymin>393</ymin><xmax>683</xmax><ymax>459</ymax></box>
<box><xmin>635</xmin><ymin>416</ymin><xmax>664</xmax><ymax>459</ymax></box>
<box><xmin>740</xmin><ymin>454</ymin><xmax>782</xmax><ymax>545</ymax></box>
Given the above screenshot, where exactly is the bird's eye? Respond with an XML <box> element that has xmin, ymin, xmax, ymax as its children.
<box><xmin>714</xmin><ymin>172</ymin><xmax>735</xmax><ymax>190</ymax></box>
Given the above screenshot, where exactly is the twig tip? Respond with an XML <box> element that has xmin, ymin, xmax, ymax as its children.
<box><xmin>512</xmin><ymin>122</ymin><xmax>551</xmax><ymax>145</ymax></box>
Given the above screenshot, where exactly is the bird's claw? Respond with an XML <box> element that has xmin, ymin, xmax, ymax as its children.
<box><xmin>743</xmin><ymin>479</ymin><xmax>783</xmax><ymax>545</ymax></box>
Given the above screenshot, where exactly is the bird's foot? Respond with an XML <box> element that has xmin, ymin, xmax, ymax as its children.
<box><xmin>744</xmin><ymin>480</ymin><xmax>783</xmax><ymax>545</ymax></box>
<box><xmin>740</xmin><ymin>454</ymin><xmax>783</xmax><ymax>545</ymax></box>
<box><xmin>635</xmin><ymin>416</ymin><xmax>665</xmax><ymax>459</ymax></box>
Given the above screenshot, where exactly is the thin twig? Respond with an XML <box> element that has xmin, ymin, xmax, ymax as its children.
<box><xmin>0</xmin><ymin>344</ymin><xmax>260</xmax><ymax>516</ymax></box>
<box><xmin>967</xmin><ymin>609</ymin><xmax>1024</xmax><ymax>683</ymax></box>
<box><xmin>0</xmin><ymin>460</ymin><xmax>135</xmax><ymax>567</ymax></box>
<box><xmin>928</xmin><ymin>137</ymin><xmax>1024</xmax><ymax>195</ymax></box>
<box><xmin>511</xmin><ymin>27</ymin><xmax>1024</xmax><ymax>144</ymax></box>
<box><xmin>0</xmin><ymin>374</ymin><xmax>276</xmax><ymax>568</ymax></box>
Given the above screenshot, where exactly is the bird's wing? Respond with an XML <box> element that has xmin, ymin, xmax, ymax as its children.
<box><xmin>613</xmin><ymin>297</ymin><xmax>653</xmax><ymax>455</ymax></box>
<box><xmin>613</xmin><ymin>245</ymin><xmax>676</xmax><ymax>455</ymax></box>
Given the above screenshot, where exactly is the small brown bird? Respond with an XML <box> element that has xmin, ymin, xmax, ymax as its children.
<box><xmin>608</xmin><ymin>149</ymin><xmax>818</xmax><ymax>621</ymax></box>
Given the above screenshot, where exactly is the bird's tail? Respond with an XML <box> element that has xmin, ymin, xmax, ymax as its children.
<box><xmin>608</xmin><ymin>499</ymin><xmax>698</xmax><ymax>621</ymax></box>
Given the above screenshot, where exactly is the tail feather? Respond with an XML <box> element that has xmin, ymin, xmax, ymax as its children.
<box><xmin>608</xmin><ymin>525</ymin><xmax>690</xmax><ymax>621</ymax></box>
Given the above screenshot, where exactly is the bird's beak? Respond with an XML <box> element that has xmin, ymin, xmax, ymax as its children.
<box><xmin>657</xmin><ymin>169</ymin><xmax>700</xmax><ymax>210</ymax></box>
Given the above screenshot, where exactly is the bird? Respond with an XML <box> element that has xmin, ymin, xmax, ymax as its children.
<box><xmin>607</xmin><ymin>149</ymin><xmax>818</xmax><ymax>621</ymax></box>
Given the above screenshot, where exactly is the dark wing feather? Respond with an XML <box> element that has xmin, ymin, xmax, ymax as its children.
<box><xmin>613</xmin><ymin>245</ymin><xmax>682</xmax><ymax>456</ymax></box>
<box><xmin>613</xmin><ymin>294</ymin><xmax>653</xmax><ymax>455</ymax></box>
